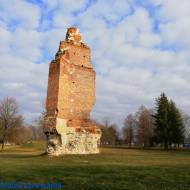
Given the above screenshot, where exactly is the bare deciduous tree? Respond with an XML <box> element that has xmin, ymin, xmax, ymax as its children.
<box><xmin>136</xmin><ymin>106</ymin><xmax>155</xmax><ymax>147</ymax></box>
<box><xmin>32</xmin><ymin>110</ymin><xmax>46</xmax><ymax>141</ymax></box>
<box><xmin>182</xmin><ymin>113</ymin><xmax>190</xmax><ymax>139</ymax></box>
<box><xmin>99</xmin><ymin>118</ymin><xmax>119</xmax><ymax>145</ymax></box>
<box><xmin>8</xmin><ymin>125</ymin><xmax>33</xmax><ymax>145</ymax></box>
<box><xmin>123</xmin><ymin>114</ymin><xmax>136</xmax><ymax>147</ymax></box>
<box><xmin>0</xmin><ymin>97</ymin><xmax>23</xmax><ymax>151</ymax></box>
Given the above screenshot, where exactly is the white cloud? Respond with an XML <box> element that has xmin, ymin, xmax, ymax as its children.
<box><xmin>157</xmin><ymin>0</ymin><xmax>190</xmax><ymax>49</ymax></box>
<box><xmin>0</xmin><ymin>0</ymin><xmax>40</xmax><ymax>29</ymax></box>
<box><xmin>11</xmin><ymin>29</ymin><xmax>43</xmax><ymax>62</ymax></box>
<box><xmin>0</xmin><ymin>28</ymin><xmax>11</xmax><ymax>54</ymax></box>
<box><xmin>53</xmin><ymin>14</ymin><xmax>74</xmax><ymax>28</ymax></box>
<box><xmin>57</xmin><ymin>0</ymin><xmax>85</xmax><ymax>13</ymax></box>
<box><xmin>91</xmin><ymin>0</ymin><xmax>130</xmax><ymax>22</ymax></box>
<box><xmin>0</xmin><ymin>54</ymin><xmax>48</xmax><ymax>123</ymax></box>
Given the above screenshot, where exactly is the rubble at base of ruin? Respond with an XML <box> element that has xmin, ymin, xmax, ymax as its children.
<box><xmin>44</xmin><ymin>27</ymin><xmax>101</xmax><ymax>156</ymax></box>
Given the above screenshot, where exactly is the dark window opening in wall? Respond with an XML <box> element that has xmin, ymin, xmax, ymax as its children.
<box><xmin>55</xmin><ymin>108</ymin><xmax>58</xmax><ymax>115</ymax></box>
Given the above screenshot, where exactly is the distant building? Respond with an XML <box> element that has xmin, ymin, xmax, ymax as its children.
<box><xmin>184</xmin><ymin>136</ymin><xmax>190</xmax><ymax>148</ymax></box>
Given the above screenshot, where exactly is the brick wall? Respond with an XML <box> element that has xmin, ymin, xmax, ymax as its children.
<box><xmin>46</xmin><ymin>29</ymin><xmax>95</xmax><ymax>122</ymax></box>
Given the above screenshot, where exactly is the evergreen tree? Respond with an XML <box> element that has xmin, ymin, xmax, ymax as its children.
<box><xmin>154</xmin><ymin>93</ymin><xmax>185</xmax><ymax>149</ymax></box>
<box><xmin>154</xmin><ymin>93</ymin><xmax>170</xmax><ymax>149</ymax></box>
<box><xmin>168</xmin><ymin>101</ymin><xmax>184</xmax><ymax>146</ymax></box>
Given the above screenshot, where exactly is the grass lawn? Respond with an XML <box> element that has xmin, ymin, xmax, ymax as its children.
<box><xmin>0</xmin><ymin>142</ymin><xmax>190</xmax><ymax>190</ymax></box>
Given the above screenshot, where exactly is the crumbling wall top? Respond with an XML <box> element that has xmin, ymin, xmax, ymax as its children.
<box><xmin>65</xmin><ymin>27</ymin><xmax>82</xmax><ymax>45</ymax></box>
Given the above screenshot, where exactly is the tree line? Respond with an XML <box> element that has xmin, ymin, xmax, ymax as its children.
<box><xmin>98</xmin><ymin>93</ymin><xmax>190</xmax><ymax>149</ymax></box>
<box><xmin>0</xmin><ymin>93</ymin><xmax>190</xmax><ymax>151</ymax></box>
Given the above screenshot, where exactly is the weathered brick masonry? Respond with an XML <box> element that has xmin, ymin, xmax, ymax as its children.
<box><xmin>44</xmin><ymin>27</ymin><xmax>101</xmax><ymax>155</ymax></box>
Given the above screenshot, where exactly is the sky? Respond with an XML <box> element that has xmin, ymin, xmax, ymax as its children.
<box><xmin>0</xmin><ymin>0</ymin><xmax>190</xmax><ymax>127</ymax></box>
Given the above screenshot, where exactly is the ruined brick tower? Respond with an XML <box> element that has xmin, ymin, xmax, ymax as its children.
<box><xmin>44</xmin><ymin>27</ymin><xmax>101</xmax><ymax>155</ymax></box>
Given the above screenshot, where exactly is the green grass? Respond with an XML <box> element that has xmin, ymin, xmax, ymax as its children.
<box><xmin>0</xmin><ymin>142</ymin><xmax>190</xmax><ymax>190</ymax></box>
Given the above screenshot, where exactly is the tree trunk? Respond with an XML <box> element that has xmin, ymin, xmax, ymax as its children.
<box><xmin>1</xmin><ymin>134</ymin><xmax>6</xmax><ymax>152</ymax></box>
<box><xmin>1</xmin><ymin>142</ymin><xmax>4</xmax><ymax>152</ymax></box>
<box><xmin>129</xmin><ymin>140</ymin><xmax>132</xmax><ymax>148</ymax></box>
<box><xmin>164</xmin><ymin>142</ymin><xmax>168</xmax><ymax>150</ymax></box>
<box><xmin>1</xmin><ymin>123</ymin><xmax>7</xmax><ymax>152</ymax></box>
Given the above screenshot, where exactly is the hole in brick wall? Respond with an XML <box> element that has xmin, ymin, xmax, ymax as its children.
<box><xmin>55</xmin><ymin>108</ymin><xmax>58</xmax><ymax>115</ymax></box>
<box><xmin>82</xmin><ymin>65</ymin><xmax>84</xmax><ymax>67</ymax></box>
<box><xmin>72</xmin><ymin>81</ymin><xmax>75</xmax><ymax>84</ymax></box>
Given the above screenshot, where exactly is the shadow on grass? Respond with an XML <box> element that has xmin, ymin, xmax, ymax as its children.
<box><xmin>101</xmin><ymin>145</ymin><xmax>190</xmax><ymax>152</ymax></box>
<box><xmin>0</xmin><ymin>152</ymin><xmax>46</xmax><ymax>159</ymax></box>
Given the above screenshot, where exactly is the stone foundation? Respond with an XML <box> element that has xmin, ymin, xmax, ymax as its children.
<box><xmin>46</xmin><ymin>131</ymin><xmax>100</xmax><ymax>156</ymax></box>
<box><xmin>44</xmin><ymin>117</ymin><xmax>101</xmax><ymax>156</ymax></box>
